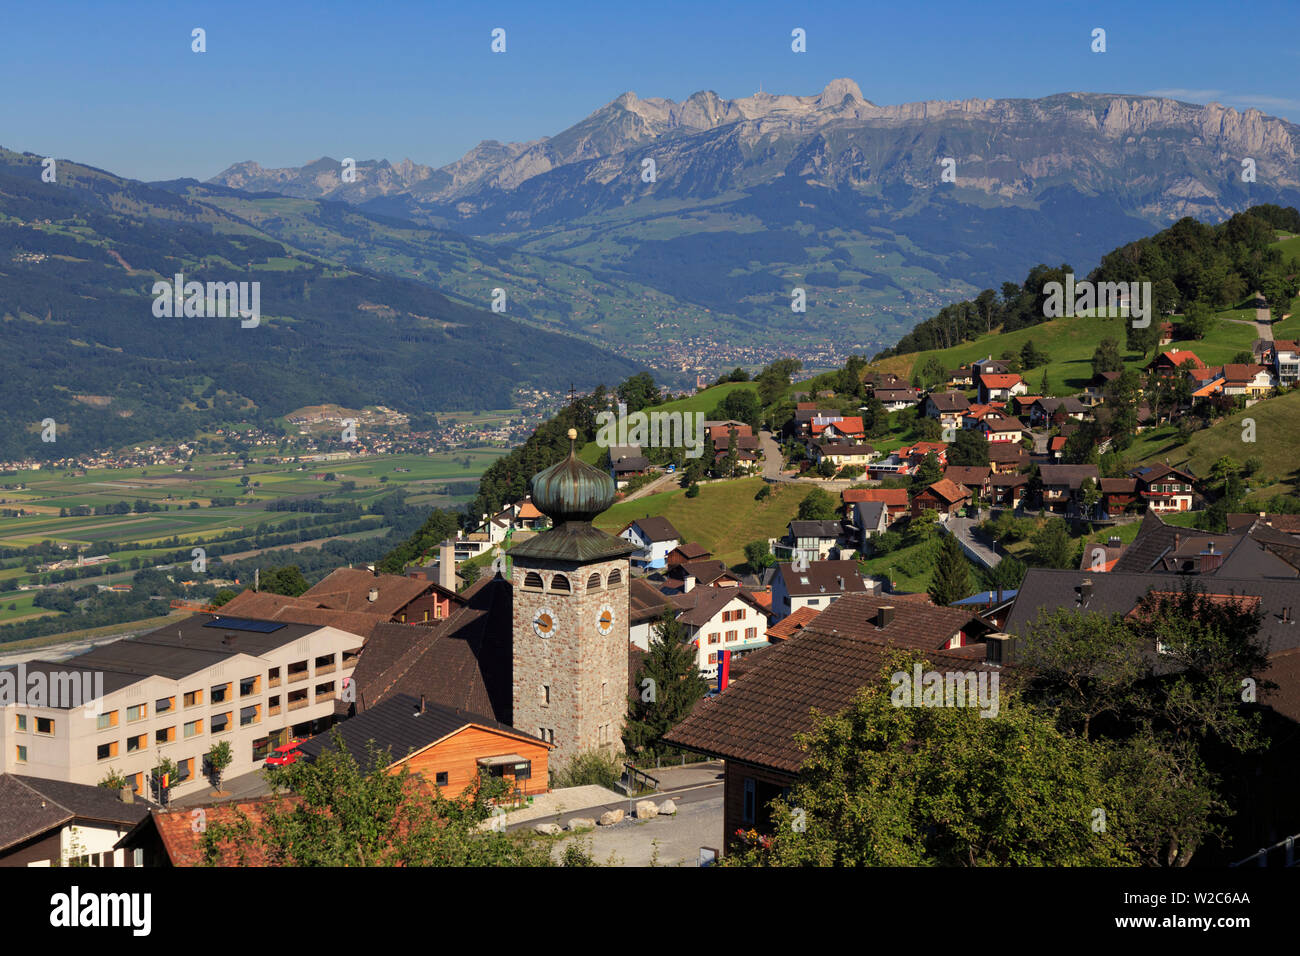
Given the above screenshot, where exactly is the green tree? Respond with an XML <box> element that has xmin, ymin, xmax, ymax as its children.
<box><xmin>259</xmin><ymin>564</ymin><xmax>310</xmax><ymax>597</ymax></box>
<box><xmin>927</xmin><ymin>532</ymin><xmax>972</xmax><ymax>606</ymax></box>
<box><xmin>1030</xmin><ymin>517</ymin><xmax>1075</xmax><ymax>569</ymax></box>
<box><xmin>1182</xmin><ymin>301</ymin><xmax>1216</xmax><ymax>340</ymax></box>
<box><xmin>724</xmin><ymin>651</ymin><xmax>1136</xmax><ymax>866</ymax></box>
<box><xmin>617</xmin><ymin>372</ymin><xmax>660</xmax><ymax>413</ymax></box>
<box><xmin>909</xmin><ymin>451</ymin><xmax>944</xmax><ymax>492</ymax></box>
<box><xmin>981</xmin><ymin>554</ymin><xmax>1026</xmax><ymax>592</ymax></box>
<box><xmin>623</xmin><ymin>611</ymin><xmax>710</xmax><ymax>758</ymax></box>
<box><xmin>199</xmin><ymin>734</ymin><xmax>560</xmax><ymax>866</ymax></box>
<box><xmin>796</xmin><ymin>487</ymin><xmax>838</xmax><ymax>521</ymax></box>
<box><xmin>1127</xmin><ymin>319</ymin><xmax>1160</xmax><ymax>357</ymax></box>
<box><xmin>1019</xmin><ymin>339</ymin><xmax>1049</xmax><ymax>370</ymax></box>
<box><xmin>948</xmin><ymin>429</ymin><xmax>990</xmax><ymax>467</ymax></box>
<box><xmin>1091</xmin><ymin>337</ymin><xmax>1124</xmax><ymax>376</ymax></box>
<box><xmin>206</xmin><ymin>740</ymin><xmax>233</xmax><ymax>792</ymax></box>
<box><xmin>744</xmin><ymin>540</ymin><xmax>774</xmax><ymax>573</ymax></box>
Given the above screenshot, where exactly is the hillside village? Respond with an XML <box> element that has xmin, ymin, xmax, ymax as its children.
<box><xmin>4</xmin><ymin>210</ymin><xmax>1300</xmax><ymax>870</ymax></box>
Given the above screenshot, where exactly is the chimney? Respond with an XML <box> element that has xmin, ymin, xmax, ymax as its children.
<box><xmin>223</xmin><ymin>633</ymin><xmax>236</xmax><ymax>647</ymax></box>
<box><xmin>876</xmin><ymin>605</ymin><xmax>895</xmax><ymax>628</ymax></box>
<box><xmin>367</xmin><ymin>587</ymin><xmax>379</xmax><ymax>603</ymax></box>
<box><xmin>419</xmin><ymin>694</ymin><xmax>427</xmax><ymax>714</ymax></box>
<box><xmin>438</xmin><ymin>539</ymin><xmax>455</xmax><ymax>591</ymax></box>
<box><xmin>372</xmin><ymin>565</ymin><xmax>380</xmax><ymax>578</ymax></box>
<box><xmin>684</xmin><ymin>574</ymin><xmax>696</xmax><ymax>593</ymax></box>
<box><xmin>119</xmin><ymin>785</ymin><xmax>134</xmax><ymax>804</ymax></box>
<box><xmin>1079</xmin><ymin>579</ymin><xmax>1093</xmax><ymax>604</ymax></box>
<box><xmin>1284</xmin><ymin>607</ymin><xmax>1292</xmax><ymax>623</ymax></box>
<box><xmin>985</xmin><ymin>632</ymin><xmax>1011</xmax><ymax>666</ymax></box>
<box><xmin>1108</xmin><ymin>536</ymin><xmax>1121</xmax><ymax>548</ymax></box>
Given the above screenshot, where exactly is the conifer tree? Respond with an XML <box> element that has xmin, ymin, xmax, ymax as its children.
<box><xmin>928</xmin><ymin>532</ymin><xmax>971</xmax><ymax>606</ymax></box>
<box><xmin>623</xmin><ymin>610</ymin><xmax>710</xmax><ymax>758</ymax></box>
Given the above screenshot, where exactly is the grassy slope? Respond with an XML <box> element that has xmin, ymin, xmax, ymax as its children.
<box><xmin>578</xmin><ymin>381</ymin><xmax>760</xmax><ymax>465</ymax></box>
<box><xmin>593</xmin><ymin>476</ymin><xmax>806</xmax><ymax>567</ymax></box>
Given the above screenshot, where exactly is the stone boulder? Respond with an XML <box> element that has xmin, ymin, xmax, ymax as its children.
<box><xmin>598</xmin><ymin>809</ymin><xmax>624</xmax><ymax>826</ymax></box>
<box><xmin>533</xmin><ymin>822</ymin><xmax>563</xmax><ymax>836</ymax></box>
<box><xmin>635</xmin><ymin>800</ymin><xmax>659</xmax><ymax>819</ymax></box>
<box><xmin>567</xmin><ymin>817</ymin><xmax>596</xmax><ymax>831</ymax></box>
<box><xmin>657</xmin><ymin>799</ymin><xmax>678</xmax><ymax>815</ymax></box>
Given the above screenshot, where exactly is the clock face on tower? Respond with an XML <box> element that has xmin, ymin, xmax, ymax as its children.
<box><xmin>596</xmin><ymin>603</ymin><xmax>615</xmax><ymax>636</ymax></box>
<box><xmin>532</xmin><ymin>606</ymin><xmax>557</xmax><ymax>638</ymax></box>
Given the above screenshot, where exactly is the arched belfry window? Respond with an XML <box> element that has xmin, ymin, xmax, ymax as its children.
<box><xmin>607</xmin><ymin>569</ymin><xmax>622</xmax><ymax>587</ymax></box>
<box><xmin>523</xmin><ymin>572</ymin><xmax>544</xmax><ymax>591</ymax></box>
<box><xmin>550</xmin><ymin>574</ymin><xmax>571</xmax><ymax>594</ymax></box>
<box><xmin>587</xmin><ymin>572</ymin><xmax>603</xmax><ymax>590</ymax></box>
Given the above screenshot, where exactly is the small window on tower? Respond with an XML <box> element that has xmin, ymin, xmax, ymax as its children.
<box><xmin>523</xmin><ymin>572</ymin><xmax>544</xmax><ymax>591</ymax></box>
<box><xmin>550</xmin><ymin>574</ymin><xmax>571</xmax><ymax>593</ymax></box>
<box><xmin>587</xmin><ymin>572</ymin><xmax>602</xmax><ymax>589</ymax></box>
<box><xmin>607</xmin><ymin>569</ymin><xmax>622</xmax><ymax>587</ymax></box>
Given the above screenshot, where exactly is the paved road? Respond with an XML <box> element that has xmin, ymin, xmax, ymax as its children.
<box><xmin>621</xmin><ymin>470</ymin><xmax>679</xmax><ymax>503</ymax></box>
<box><xmin>944</xmin><ymin>515</ymin><xmax>1001</xmax><ymax>569</ymax></box>
<box><xmin>508</xmin><ymin>762</ymin><xmax>725</xmax><ymax>833</ymax></box>
<box><xmin>759</xmin><ymin>429</ymin><xmax>787</xmax><ymax>481</ymax></box>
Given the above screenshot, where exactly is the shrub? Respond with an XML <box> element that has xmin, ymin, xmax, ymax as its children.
<box><xmin>554</xmin><ymin>750</ymin><xmax>623</xmax><ymax>790</ymax></box>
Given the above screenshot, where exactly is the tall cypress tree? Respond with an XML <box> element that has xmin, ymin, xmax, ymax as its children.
<box><xmin>623</xmin><ymin>610</ymin><xmax>710</xmax><ymax>759</ymax></box>
<box><xmin>928</xmin><ymin>532</ymin><xmax>972</xmax><ymax>606</ymax></box>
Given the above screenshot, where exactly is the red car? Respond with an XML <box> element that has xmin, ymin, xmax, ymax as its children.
<box><xmin>265</xmin><ymin>740</ymin><xmax>301</xmax><ymax>767</ymax></box>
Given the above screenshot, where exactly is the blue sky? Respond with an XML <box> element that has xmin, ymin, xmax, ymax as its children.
<box><xmin>2</xmin><ymin>0</ymin><xmax>1297</xmax><ymax>182</ymax></box>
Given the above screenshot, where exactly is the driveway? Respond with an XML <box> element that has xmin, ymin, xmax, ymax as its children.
<box><xmin>944</xmin><ymin>515</ymin><xmax>1001</xmax><ymax>569</ymax></box>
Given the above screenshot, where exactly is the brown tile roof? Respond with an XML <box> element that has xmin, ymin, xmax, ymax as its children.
<box><xmin>842</xmin><ymin>488</ymin><xmax>909</xmax><ymax>507</ymax></box>
<box><xmin>349</xmin><ymin>576</ymin><xmax>513</xmax><ymax>722</ymax></box>
<box><xmin>979</xmin><ymin>373</ymin><xmax>1023</xmax><ymax>389</ymax></box>
<box><xmin>943</xmin><ymin>466</ymin><xmax>991</xmax><ymax>488</ymax></box>
<box><xmin>141</xmin><ymin>797</ymin><xmax>295</xmax><ymax>866</ymax></box>
<box><xmin>670</xmin><ymin>585</ymin><xmax>769</xmax><ymax>627</ymax></box>
<box><xmin>920</xmin><ymin>478</ymin><xmax>970</xmax><ymax>504</ymax></box>
<box><xmin>926</xmin><ymin>391</ymin><xmax>970</xmax><ymax>412</ymax></box>
<box><xmin>666</xmin><ymin>594</ymin><xmax>992</xmax><ymax>773</ymax></box>
<box><xmin>624</xmin><ymin>516</ymin><xmax>681</xmax><ymax>543</ymax></box>
<box><xmin>670</xmin><ymin>542</ymin><xmax>712</xmax><ymax>560</ymax></box>
<box><xmin>628</xmin><ymin>576</ymin><xmax>673</xmax><ymax>624</ymax></box>
<box><xmin>300</xmin><ymin>567</ymin><xmax>445</xmax><ymax>618</ymax></box>
<box><xmin>217</xmin><ymin>591</ymin><xmax>387</xmax><ymax>640</ymax></box>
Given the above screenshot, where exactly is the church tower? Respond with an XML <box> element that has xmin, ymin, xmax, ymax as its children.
<box><xmin>511</xmin><ymin>429</ymin><xmax>637</xmax><ymax>771</ymax></box>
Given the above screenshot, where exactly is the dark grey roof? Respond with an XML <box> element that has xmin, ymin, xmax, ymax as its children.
<box><xmin>788</xmin><ymin>520</ymin><xmax>843</xmax><ymax>539</ymax></box>
<box><xmin>1038</xmin><ymin>464</ymin><xmax>1100</xmax><ymax>489</ymax></box>
<box><xmin>627</xmin><ymin>516</ymin><xmax>681</xmax><ymax>543</ymax></box>
<box><xmin>0</xmin><ymin>774</ymin><xmax>150</xmax><ymax>852</ymax></box>
<box><xmin>854</xmin><ymin>501</ymin><xmax>887</xmax><ymax>528</ymax></box>
<box><xmin>925</xmin><ymin>391</ymin><xmax>970</xmax><ymax>412</ymax></box>
<box><xmin>0</xmin><ymin>616</ymin><xmax>330</xmax><ymax>706</ymax></box>
<box><xmin>777</xmin><ymin>560</ymin><xmax>869</xmax><ymax>598</ymax></box>
<box><xmin>612</xmin><ymin>456</ymin><xmax>651</xmax><ymax>473</ymax></box>
<box><xmin>298</xmin><ymin>693</ymin><xmax>544</xmax><ymax>767</ymax></box>
<box><xmin>1004</xmin><ymin>568</ymin><xmax>1300</xmax><ymax>655</ymax></box>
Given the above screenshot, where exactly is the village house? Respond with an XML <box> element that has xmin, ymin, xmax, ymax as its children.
<box><xmin>1220</xmin><ymin>363</ymin><xmax>1276</xmax><ymax>398</ymax></box>
<box><xmin>1130</xmin><ymin>464</ymin><xmax>1197</xmax><ymax>513</ymax></box>
<box><xmin>669</xmin><ymin>585</ymin><xmax>773</xmax><ymax>678</ymax></box>
<box><xmin>922</xmin><ymin>391</ymin><xmax>971</xmax><ymax>429</ymax></box>
<box><xmin>665</xmin><ymin>594</ymin><xmax>992</xmax><ymax>852</ymax></box>
<box><xmin>946</xmin><ymin>366</ymin><xmax>975</xmax><ymax>388</ymax></box>
<box><xmin>812</xmin><ymin>442</ymin><xmax>877</xmax><ymax>469</ymax></box>
<box><xmin>943</xmin><ymin>466</ymin><xmax>992</xmax><ymax>503</ymax></box>
<box><xmin>0</xmin><ymin>774</ymin><xmax>151</xmax><ymax>867</ymax></box>
<box><xmin>842</xmin><ymin>487</ymin><xmax>910</xmax><ymax>527</ymax></box>
<box><xmin>912</xmin><ymin>478</ymin><xmax>971</xmax><ymax>519</ymax></box>
<box><xmin>869</xmin><ymin>388</ymin><xmax>920</xmax><ymax>412</ymax></box>
<box><xmin>297</xmin><ymin>693</ymin><xmax>553</xmax><ymax>802</ymax></box>
<box><xmin>1146</xmin><ymin>349</ymin><xmax>1206</xmax><ymax>377</ymax></box>
<box><xmin>1099</xmin><ymin>477</ymin><xmax>1140</xmax><ymax>515</ymax></box>
<box><xmin>666</xmin><ymin>542</ymin><xmax>712</xmax><ymax>565</ymax></box>
<box><xmin>1082</xmin><ymin>371</ymin><xmax>1122</xmax><ymax>407</ymax></box>
<box><xmin>852</xmin><ymin>500</ymin><xmax>890</xmax><ymax>552</ymax></box>
<box><xmin>770</xmin><ymin>559</ymin><xmax>871</xmax><ymax>621</ymax></box>
<box><xmin>987</xmin><ymin>441</ymin><xmax>1029</xmax><ymax>474</ymax></box>
<box><xmin>976</xmin><ymin>413</ymin><xmax>1024</xmax><ymax>444</ymax></box>
<box><xmin>610</xmin><ymin>444</ymin><xmax>651</xmax><ymax>488</ymax></box>
<box><xmin>662</xmin><ymin>559</ymin><xmax>744</xmax><ymax>592</ymax></box>
<box><xmin>619</xmin><ymin>516</ymin><xmax>682</xmax><ymax>569</ymax></box>
<box><xmin>990</xmin><ymin>473</ymin><xmax>1029</xmax><ymax>509</ymax></box>
<box><xmin>1038</xmin><ymin>464</ymin><xmax>1101</xmax><ymax>515</ymax></box>
<box><xmin>782</xmin><ymin>519</ymin><xmax>846</xmax><ymax>564</ymax></box>
<box><xmin>1028</xmin><ymin>396</ymin><xmax>1088</xmax><ymax>428</ymax></box>
<box><xmin>811</xmin><ymin>416</ymin><xmax>865</xmax><ymax>442</ymax></box>
<box><xmin>977</xmin><ymin>373</ymin><xmax>1028</xmax><ymax>405</ymax></box>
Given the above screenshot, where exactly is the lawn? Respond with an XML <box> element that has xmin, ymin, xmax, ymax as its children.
<box><xmin>593</xmin><ymin>476</ymin><xmax>806</xmax><ymax>567</ymax></box>
<box><xmin>578</xmin><ymin>381</ymin><xmax>760</xmax><ymax>465</ymax></box>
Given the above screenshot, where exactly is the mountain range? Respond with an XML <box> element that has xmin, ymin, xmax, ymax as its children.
<box><xmin>210</xmin><ymin>79</ymin><xmax>1300</xmax><ymax>361</ymax></box>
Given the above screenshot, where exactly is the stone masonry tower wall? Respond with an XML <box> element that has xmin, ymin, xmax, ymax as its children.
<box><xmin>511</xmin><ymin>555</ymin><xmax>629</xmax><ymax>773</ymax></box>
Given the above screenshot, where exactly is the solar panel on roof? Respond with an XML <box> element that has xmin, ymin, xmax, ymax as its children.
<box><xmin>202</xmin><ymin>617</ymin><xmax>286</xmax><ymax>633</ymax></box>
